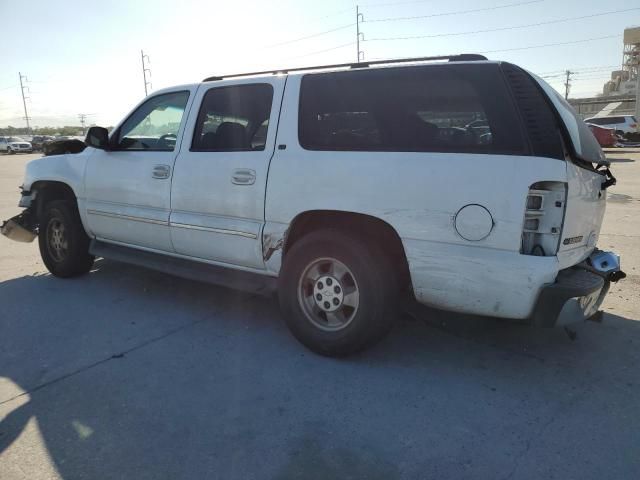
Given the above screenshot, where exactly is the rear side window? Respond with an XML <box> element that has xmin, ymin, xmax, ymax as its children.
<box><xmin>299</xmin><ymin>64</ymin><xmax>527</xmax><ymax>155</ymax></box>
<box><xmin>191</xmin><ymin>84</ymin><xmax>273</xmax><ymax>152</ymax></box>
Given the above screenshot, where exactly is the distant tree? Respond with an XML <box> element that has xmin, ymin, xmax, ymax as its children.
<box><xmin>0</xmin><ymin>126</ymin><xmax>86</xmax><ymax>136</ymax></box>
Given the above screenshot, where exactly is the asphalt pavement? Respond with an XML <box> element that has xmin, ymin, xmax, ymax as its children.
<box><xmin>1</xmin><ymin>152</ymin><xmax>639</xmax><ymax>479</ymax></box>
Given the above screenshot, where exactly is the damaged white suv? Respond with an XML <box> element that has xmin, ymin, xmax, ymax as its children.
<box><xmin>1</xmin><ymin>54</ymin><xmax>625</xmax><ymax>356</ymax></box>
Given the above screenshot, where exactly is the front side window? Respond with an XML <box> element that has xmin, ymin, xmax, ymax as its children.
<box><xmin>116</xmin><ymin>91</ymin><xmax>190</xmax><ymax>151</ymax></box>
<box><xmin>299</xmin><ymin>64</ymin><xmax>526</xmax><ymax>154</ymax></box>
<box><xmin>191</xmin><ymin>84</ymin><xmax>274</xmax><ymax>152</ymax></box>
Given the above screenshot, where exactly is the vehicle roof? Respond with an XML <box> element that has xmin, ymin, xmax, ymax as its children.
<box><xmin>151</xmin><ymin>56</ymin><xmax>508</xmax><ymax>95</ymax></box>
<box><xmin>585</xmin><ymin>115</ymin><xmax>635</xmax><ymax>119</ymax></box>
<box><xmin>200</xmin><ymin>54</ymin><xmax>500</xmax><ymax>85</ymax></box>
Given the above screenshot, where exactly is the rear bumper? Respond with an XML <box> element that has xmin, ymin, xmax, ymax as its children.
<box><xmin>530</xmin><ymin>250</ymin><xmax>625</xmax><ymax>327</ymax></box>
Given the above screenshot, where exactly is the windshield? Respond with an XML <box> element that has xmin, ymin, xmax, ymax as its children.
<box><xmin>8</xmin><ymin>137</ymin><xmax>25</xmax><ymax>142</ymax></box>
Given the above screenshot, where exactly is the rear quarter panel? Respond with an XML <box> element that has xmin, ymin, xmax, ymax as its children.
<box><xmin>265</xmin><ymin>75</ymin><xmax>568</xmax><ymax>318</ymax></box>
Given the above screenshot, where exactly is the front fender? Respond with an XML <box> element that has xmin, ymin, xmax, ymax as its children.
<box><xmin>22</xmin><ymin>150</ymin><xmax>92</xmax><ymax>197</ymax></box>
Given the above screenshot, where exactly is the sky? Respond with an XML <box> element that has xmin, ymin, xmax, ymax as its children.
<box><xmin>0</xmin><ymin>0</ymin><xmax>638</xmax><ymax>128</ymax></box>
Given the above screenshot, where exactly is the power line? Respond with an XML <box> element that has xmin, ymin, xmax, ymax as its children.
<box><xmin>365</xmin><ymin>0</ymin><xmax>543</xmax><ymax>23</ymax></box>
<box><xmin>479</xmin><ymin>34</ymin><xmax>619</xmax><ymax>54</ymax></box>
<box><xmin>366</xmin><ymin>7</ymin><xmax>640</xmax><ymax>41</ymax></box>
<box><xmin>268</xmin><ymin>23</ymin><xmax>354</xmax><ymax>48</ymax></box>
<box><xmin>287</xmin><ymin>41</ymin><xmax>356</xmax><ymax>60</ymax></box>
<box><xmin>366</xmin><ymin>35</ymin><xmax>619</xmax><ymax>63</ymax></box>
<box><xmin>571</xmin><ymin>76</ymin><xmax>612</xmax><ymax>82</ymax></box>
<box><xmin>359</xmin><ymin>0</ymin><xmax>438</xmax><ymax>8</ymax></box>
<box><xmin>309</xmin><ymin>6</ymin><xmax>354</xmax><ymax>22</ymax></box>
<box><xmin>536</xmin><ymin>64</ymin><xmax>619</xmax><ymax>75</ymax></box>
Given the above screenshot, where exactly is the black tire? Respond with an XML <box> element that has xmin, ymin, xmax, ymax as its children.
<box><xmin>278</xmin><ymin>229</ymin><xmax>398</xmax><ymax>357</ymax></box>
<box><xmin>38</xmin><ymin>200</ymin><xmax>94</xmax><ymax>278</ymax></box>
<box><xmin>7</xmin><ymin>147</ymin><xmax>14</xmax><ymax>155</ymax></box>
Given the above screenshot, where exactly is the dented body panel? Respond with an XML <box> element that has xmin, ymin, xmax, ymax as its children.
<box><xmin>0</xmin><ymin>212</ymin><xmax>37</xmax><ymax>242</ymax></box>
<box><xmin>21</xmin><ymin>150</ymin><xmax>94</xmax><ymax>235</ymax></box>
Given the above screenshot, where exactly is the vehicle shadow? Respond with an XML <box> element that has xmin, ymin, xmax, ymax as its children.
<box><xmin>1</xmin><ymin>259</ymin><xmax>639</xmax><ymax>479</ymax></box>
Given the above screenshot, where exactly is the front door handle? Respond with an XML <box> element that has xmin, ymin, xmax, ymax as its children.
<box><xmin>152</xmin><ymin>164</ymin><xmax>171</xmax><ymax>179</ymax></box>
<box><xmin>232</xmin><ymin>169</ymin><xmax>256</xmax><ymax>185</ymax></box>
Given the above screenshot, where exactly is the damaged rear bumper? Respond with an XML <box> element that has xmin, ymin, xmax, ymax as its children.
<box><xmin>530</xmin><ymin>250</ymin><xmax>625</xmax><ymax>327</ymax></box>
<box><xmin>1</xmin><ymin>210</ymin><xmax>37</xmax><ymax>243</ymax></box>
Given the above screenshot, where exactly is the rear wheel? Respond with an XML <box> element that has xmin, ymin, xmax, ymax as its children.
<box><xmin>279</xmin><ymin>229</ymin><xmax>398</xmax><ymax>356</ymax></box>
<box><xmin>38</xmin><ymin>200</ymin><xmax>94</xmax><ymax>277</ymax></box>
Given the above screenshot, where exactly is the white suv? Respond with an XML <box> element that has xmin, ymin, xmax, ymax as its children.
<box><xmin>1</xmin><ymin>55</ymin><xmax>625</xmax><ymax>356</ymax></box>
<box><xmin>0</xmin><ymin>136</ymin><xmax>33</xmax><ymax>154</ymax></box>
<box><xmin>584</xmin><ymin>115</ymin><xmax>638</xmax><ymax>135</ymax></box>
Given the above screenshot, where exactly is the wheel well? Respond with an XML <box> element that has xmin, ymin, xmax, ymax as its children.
<box><xmin>31</xmin><ymin>181</ymin><xmax>77</xmax><ymax>221</ymax></box>
<box><xmin>284</xmin><ymin>210</ymin><xmax>412</xmax><ymax>294</ymax></box>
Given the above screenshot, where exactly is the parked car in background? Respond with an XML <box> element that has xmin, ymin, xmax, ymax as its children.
<box><xmin>0</xmin><ymin>136</ymin><xmax>33</xmax><ymax>154</ymax></box>
<box><xmin>586</xmin><ymin>123</ymin><xmax>618</xmax><ymax>148</ymax></box>
<box><xmin>584</xmin><ymin>115</ymin><xmax>637</xmax><ymax>135</ymax></box>
<box><xmin>31</xmin><ymin>135</ymin><xmax>55</xmax><ymax>151</ymax></box>
<box><xmin>43</xmin><ymin>137</ymin><xmax>86</xmax><ymax>156</ymax></box>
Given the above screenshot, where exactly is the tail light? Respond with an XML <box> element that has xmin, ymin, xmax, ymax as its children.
<box><xmin>521</xmin><ymin>182</ymin><xmax>566</xmax><ymax>256</ymax></box>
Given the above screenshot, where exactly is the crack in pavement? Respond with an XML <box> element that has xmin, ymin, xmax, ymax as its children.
<box><xmin>0</xmin><ymin>312</ymin><xmax>220</xmax><ymax>406</ymax></box>
<box><xmin>500</xmin><ymin>381</ymin><xmax>595</xmax><ymax>480</ymax></box>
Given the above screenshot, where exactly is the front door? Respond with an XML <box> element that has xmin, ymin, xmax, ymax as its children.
<box><xmin>85</xmin><ymin>90</ymin><xmax>193</xmax><ymax>252</ymax></box>
<box><xmin>170</xmin><ymin>78</ymin><xmax>285</xmax><ymax>269</ymax></box>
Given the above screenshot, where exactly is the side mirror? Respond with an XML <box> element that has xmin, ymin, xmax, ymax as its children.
<box><xmin>85</xmin><ymin>126</ymin><xmax>110</xmax><ymax>150</ymax></box>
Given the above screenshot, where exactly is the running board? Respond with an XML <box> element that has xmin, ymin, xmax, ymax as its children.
<box><xmin>90</xmin><ymin>240</ymin><xmax>277</xmax><ymax>296</ymax></box>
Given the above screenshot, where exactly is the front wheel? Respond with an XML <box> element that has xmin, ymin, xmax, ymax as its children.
<box><xmin>278</xmin><ymin>229</ymin><xmax>398</xmax><ymax>356</ymax></box>
<box><xmin>7</xmin><ymin>147</ymin><xmax>14</xmax><ymax>155</ymax></box>
<box><xmin>38</xmin><ymin>200</ymin><xmax>94</xmax><ymax>277</ymax></box>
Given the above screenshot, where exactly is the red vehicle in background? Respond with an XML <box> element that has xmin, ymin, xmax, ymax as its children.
<box><xmin>586</xmin><ymin>123</ymin><xmax>618</xmax><ymax>147</ymax></box>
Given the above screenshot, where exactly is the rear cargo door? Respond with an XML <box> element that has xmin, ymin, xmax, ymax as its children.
<box><xmin>532</xmin><ymin>75</ymin><xmax>608</xmax><ymax>268</ymax></box>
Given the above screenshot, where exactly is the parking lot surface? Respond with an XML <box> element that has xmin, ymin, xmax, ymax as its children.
<box><xmin>1</xmin><ymin>152</ymin><xmax>639</xmax><ymax>479</ymax></box>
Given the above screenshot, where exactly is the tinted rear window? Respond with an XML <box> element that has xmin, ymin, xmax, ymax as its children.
<box><xmin>299</xmin><ymin>64</ymin><xmax>527</xmax><ymax>155</ymax></box>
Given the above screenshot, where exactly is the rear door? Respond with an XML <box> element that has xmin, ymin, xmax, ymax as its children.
<box><xmin>170</xmin><ymin>77</ymin><xmax>285</xmax><ymax>269</ymax></box>
<box><xmin>532</xmin><ymin>76</ymin><xmax>608</xmax><ymax>268</ymax></box>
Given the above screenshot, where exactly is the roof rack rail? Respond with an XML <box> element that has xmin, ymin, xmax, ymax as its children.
<box><xmin>202</xmin><ymin>53</ymin><xmax>488</xmax><ymax>82</ymax></box>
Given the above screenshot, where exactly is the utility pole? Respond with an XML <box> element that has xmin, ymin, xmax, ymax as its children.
<box><xmin>635</xmin><ymin>61</ymin><xmax>640</xmax><ymax>122</ymax></box>
<box><xmin>141</xmin><ymin>50</ymin><xmax>152</xmax><ymax>96</ymax></box>
<box><xmin>564</xmin><ymin>70</ymin><xmax>573</xmax><ymax>100</ymax></box>
<box><xmin>356</xmin><ymin>6</ymin><xmax>364</xmax><ymax>63</ymax></box>
<box><xmin>18</xmin><ymin>72</ymin><xmax>31</xmax><ymax>134</ymax></box>
<box><xmin>78</xmin><ymin>114</ymin><xmax>87</xmax><ymax>135</ymax></box>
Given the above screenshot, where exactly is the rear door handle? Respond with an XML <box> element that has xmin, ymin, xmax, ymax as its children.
<box><xmin>232</xmin><ymin>169</ymin><xmax>256</xmax><ymax>185</ymax></box>
<box><xmin>152</xmin><ymin>164</ymin><xmax>171</xmax><ymax>179</ymax></box>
